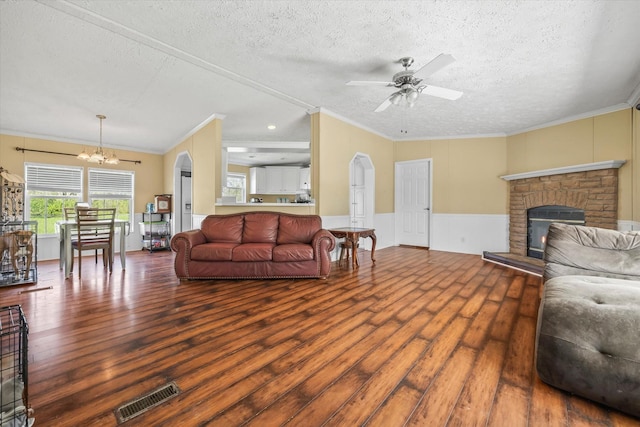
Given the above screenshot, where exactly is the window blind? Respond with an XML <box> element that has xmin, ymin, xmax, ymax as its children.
<box><xmin>89</xmin><ymin>169</ymin><xmax>134</xmax><ymax>197</ymax></box>
<box><xmin>25</xmin><ymin>163</ymin><xmax>83</xmax><ymax>193</ymax></box>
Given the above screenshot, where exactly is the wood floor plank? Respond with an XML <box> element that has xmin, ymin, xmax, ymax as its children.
<box><xmin>405</xmin><ymin>346</ymin><xmax>477</xmax><ymax>426</ymax></box>
<box><xmin>448</xmin><ymin>340</ymin><xmax>507</xmax><ymax>427</ymax></box>
<box><xmin>365</xmin><ymin>383</ymin><xmax>424</xmax><ymax>427</ymax></box>
<box><xmin>461</xmin><ymin>300</ymin><xmax>500</xmax><ymax>349</ymax></box>
<box><xmin>529</xmin><ymin>377</ymin><xmax>569</xmax><ymax>427</ymax></box>
<box><xmin>211</xmin><ymin>322</ymin><xmax>376</xmax><ymax>425</ymax></box>
<box><xmin>0</xmin><ymin>247</ymin><xmax>636</xmax><ymax>427</ymax></box>
<box><xmin>488</xmin><ymin>382</ymin><xmax>530</xmax><ymax>427</ymax></box>
<box><xmin>490</xmin><ymin>298</ymin><xmax>521</xmax><ymax>342</ymax></box>
<box><xmin>501</xmin><ymin>315</ymin><xmax>537</xmax><ymax>390</ymax></box>
<box><xmin>405</xmin><ymin>316</ymin><xmax>470</xmax><ymax>389</ymax></box>
<box><xmin>324</xmin><ymin>337</ymin><xmax>431</xmax><ymax>426</ymax></box>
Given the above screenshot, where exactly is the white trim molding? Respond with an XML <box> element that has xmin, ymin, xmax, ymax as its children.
<box><xmin>500</xmin><ymin>160</ymin><xmax>626</xmax><ymax>181</ymax></box>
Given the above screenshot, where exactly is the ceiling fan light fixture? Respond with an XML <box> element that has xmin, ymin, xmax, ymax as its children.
<box><xmin>406</xmin><ymin>87</ymin><xmax>419</xmax><ymax>103</ymax></box>
<box><xmin>389</xmin><ymin>91</ymin><xmax>404</xmax><ymax>105</ymax></box>
<box><xmin>347</xmin><ymin>53</ymin><xmax>462</xmax><ymax>112</ymax></box>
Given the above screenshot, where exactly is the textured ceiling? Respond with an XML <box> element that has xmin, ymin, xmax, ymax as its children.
<box><xmin>1</xmin><ymin>0</ymin><xmax>639</xmax><ymax>162</ymax></box>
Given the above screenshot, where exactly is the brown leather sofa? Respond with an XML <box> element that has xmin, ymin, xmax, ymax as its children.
<box><xmin>170</xmin><ymin>212</ymin><xmax>336</xmax><ymax>279</ymax></box>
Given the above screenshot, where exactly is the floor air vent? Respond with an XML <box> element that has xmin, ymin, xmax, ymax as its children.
<box><xmin>115</xmin><ymin>381</ymin><xmax>180</xmax><ymax>423</ymax></box>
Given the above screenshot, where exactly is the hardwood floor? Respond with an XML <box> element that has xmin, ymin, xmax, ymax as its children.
<box><xmin>1</xmin><ymin>247</ymin><xmax>638</xmax><ymax>426</ymax></box>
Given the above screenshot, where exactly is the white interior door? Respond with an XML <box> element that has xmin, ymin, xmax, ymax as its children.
<box><xmin>395</xmin><ymin>159</ymin><xmax>431</xmax><ymax>247</ymax></box>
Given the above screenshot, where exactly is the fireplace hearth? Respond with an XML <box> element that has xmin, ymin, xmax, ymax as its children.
<box><xmin>527</xmin><ymin>205</ymin><xmax>585</xmax><ymax>259</ymax></box>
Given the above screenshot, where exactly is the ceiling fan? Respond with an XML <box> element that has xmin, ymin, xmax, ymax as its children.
<box><xmin>346</xmin><ymin>54</ymin><xmax>463</xmax><ymax>112</ymax></box>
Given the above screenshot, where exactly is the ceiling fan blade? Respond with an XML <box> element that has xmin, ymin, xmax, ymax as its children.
<box><xmin>413</xmin><ymin>53</ymin><xmax>456</xmax><ymax>78</ymax></box>
<box><xmin>374</xmin><ymin>97</ymin><xmax>392</xmax><ymax>112</ymax></box>
<box><xmin>346</xmin><ymin>80</ymin><xmax>395</xmax><ymax>86</ymax></box>
<box><xmin>421</xmin><ymin>85</ymin><xmax>463</xmax><ymax>100</ymax></box>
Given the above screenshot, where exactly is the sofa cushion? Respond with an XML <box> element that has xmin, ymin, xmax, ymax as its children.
<box><xmin>201</xmin><ymin>215</ymin><xmax>244</xmax><ymax>243</ymax></box>
<box><xmin>536</xmin><ymin>275</ymin><xmax>640</xmax><ymax>417</ymax></box>
<box><xmin>273</xmin><ymin>243</ymin><xmax>315</xmax><ymax>262</ymax></box>
<box><xmin>544</xmin><ymin>223</ymin><xmax>640</xmax><ymax>281</ymax></box>
<box><xmin>277</xmin><ymin>215</ymin><xmax>321</xmax><ymax>244</ymax></box>
<box><xmin>243</xmin><ymin>212</ymin><xmax>279</xmax><ymax>243</ymax></box>
<box><xmin>191</xmin><ymin>242</ymin><xmax>237</xmax><ymax>261</ymax></box>
<box><xmin>232</xmin><ymin>243</ymin><xmax>274</xmax><ymax>261</ymax></box>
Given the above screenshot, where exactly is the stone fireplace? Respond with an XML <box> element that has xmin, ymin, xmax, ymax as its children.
<box><xmin>502</xmin><ymin>160</ymin><xmax>625</xmax><ymax>258</ymax></box>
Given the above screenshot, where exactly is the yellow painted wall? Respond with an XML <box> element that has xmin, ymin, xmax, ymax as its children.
<box><xmin>314</xmin><ymin>112</ymin><xmax>394</xmax><ymax>216</ymax></box>
<box><xmin>162</xmin><ymin>119</ymin><xmax>222</xmax><ymax>215</ymax></box>
<box><xmin>0</xmin><ymin>133</ymin><xmax>163</xmax><ymax>213</ymax></box>
<box><xmin>394</xmin><ymin>137</ymin><xmax>508</xmax><ymax>214</ymax></box>
<box><xmin>507</xmin><ymin>109</ymin><xmax>634</xmax><ymax>220</ymax></box>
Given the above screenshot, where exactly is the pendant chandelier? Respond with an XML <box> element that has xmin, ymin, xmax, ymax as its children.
<box><xmin>77</xmin><ymin>114</ymin><xmax>119</xmax><ymax>165</ymax></box>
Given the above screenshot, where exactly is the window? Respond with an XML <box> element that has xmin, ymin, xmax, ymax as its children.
<box><xmin>25</xmin><ymin>163</ymin><xmax>83</xmax><ymax>234</ymax></box>
<box><xmin>88</xmin><ymin>168</ymin><xmax>134</xmax><ymax>223</ymax></box>
<box><xmin>222</xmin><ymin>173</ymin><xmax>246</xmax><ymax>203</ymax></box>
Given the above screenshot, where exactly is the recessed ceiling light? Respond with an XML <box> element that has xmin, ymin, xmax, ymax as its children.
<box><xmin>267</xmin><ymin>124</ymin><xmax>276</xmax><ymax>130</ymax></box>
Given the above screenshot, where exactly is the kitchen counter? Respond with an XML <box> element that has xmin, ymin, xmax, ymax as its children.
<box><xmin>214</xmin><ymin>202</ymin><xmax>316</xmax><ymax>215</ymax></box>
<box><xmin>215</xmin><ymin>202</ymin><xmax>315</xmax><ymax>207</ymax></box>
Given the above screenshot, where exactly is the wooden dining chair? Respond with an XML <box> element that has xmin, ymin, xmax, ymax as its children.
<box><xmin>64</xmin><ymin>206</ymin><xmax>99</xmax><ymax>263</ymax></box>
<box><xmin>71</xmin><ymin>208</ymin><xmax>116</xmax><ymax>277</ymax></box>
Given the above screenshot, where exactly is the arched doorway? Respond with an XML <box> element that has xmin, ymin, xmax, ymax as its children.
<box><xmin>173</xmin><ymin>152</ymin><xmax>192</xmax><ymax>234</ymax></box>
<box><xmin>349</xmin><ymin>153</ymin><xmax>375</xmax><ymax>248</ymax></box>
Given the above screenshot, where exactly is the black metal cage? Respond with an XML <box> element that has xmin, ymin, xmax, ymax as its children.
<box><xmin>0</xmin><ymin>305</ymin><xmax>31</xmax><ymax>426</ymax></box>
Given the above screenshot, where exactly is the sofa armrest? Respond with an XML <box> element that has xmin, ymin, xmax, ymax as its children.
<box><xmin>312</xmin><ymin>229</ymin><xmax>336</xmax><ymax>253</ymax></box>
<box><xmin>170</xmin><ymin>230</ymin><xmax>207</xmax><ymax>278</ymax></box>
<box><xmin>312</xmin><ymin>229</ymin><xmax>336</xmax><ymax>278</ymax></box>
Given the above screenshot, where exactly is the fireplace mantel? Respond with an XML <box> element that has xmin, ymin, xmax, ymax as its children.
<box><xmin>500</xmin><ymin>160</ymin><xmax>626</xmax><ymax>181</ymax></box>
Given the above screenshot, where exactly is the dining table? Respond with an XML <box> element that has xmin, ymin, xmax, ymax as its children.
<box><xmin>57</xmin><ymin>219</ymin><xmax>129</xmax><ymax>278</ymax></box>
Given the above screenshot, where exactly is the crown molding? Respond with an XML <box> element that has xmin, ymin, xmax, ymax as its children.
<box><xmin>508</xmin><ymin>104</ymin><xmax>631</xmax><ymax>136</ymax></box>
<box><xmin>308</xmin><ymin>108</ymin><xmax>392</xmax><ymax>140</ymax></box>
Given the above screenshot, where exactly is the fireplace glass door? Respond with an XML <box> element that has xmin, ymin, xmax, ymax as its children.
<box><xmin>527</xmin><ymin>205</ymin><xmax>585</xmax><ymax>259</ymax></box>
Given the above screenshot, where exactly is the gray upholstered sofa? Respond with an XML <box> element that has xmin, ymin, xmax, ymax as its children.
<box><xmin>536</xmin><ymin>223</ymin><xmax>640</xmax><ymax>417</ymax></box>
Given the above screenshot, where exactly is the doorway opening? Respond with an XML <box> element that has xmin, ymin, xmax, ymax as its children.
<box><xmin>173</xmin><ymin>152</ymin><xmax>193</xmax><ymax>234</ymax></box>
<box><xmin>349</xmin><ymin>153</ymin><xmax>375</xmax><ymax>248</ymax></box>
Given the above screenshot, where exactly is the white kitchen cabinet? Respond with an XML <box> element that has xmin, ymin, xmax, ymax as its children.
<box><xmin>265</xmin><ymin>166</ymin><xmax>300</xmax><ymax>194</ymax></box>
<box><xmin>251</xmin><ymin>166</ymin><xmax>303</xmax><ymax>194</ymax></box>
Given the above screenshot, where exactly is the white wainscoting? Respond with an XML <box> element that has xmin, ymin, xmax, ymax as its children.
<box><xmin>321</xmin><ymin>213</ymin><xmax>395</xmax><ymax>261</ymax></box>
<box><xmin>618</xmin><ymin>220</ymin><xmax>640</xmax><ymax>232</ymax></box>
<box><xmin>192</xmin><ymin>214</ymin><xmax>207</xmax><ymax>231</ymax></box>
<box><xmin>430</xmin><ymin>213</ymin><xmax>510</xmax><ymax>255</ymax></box>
